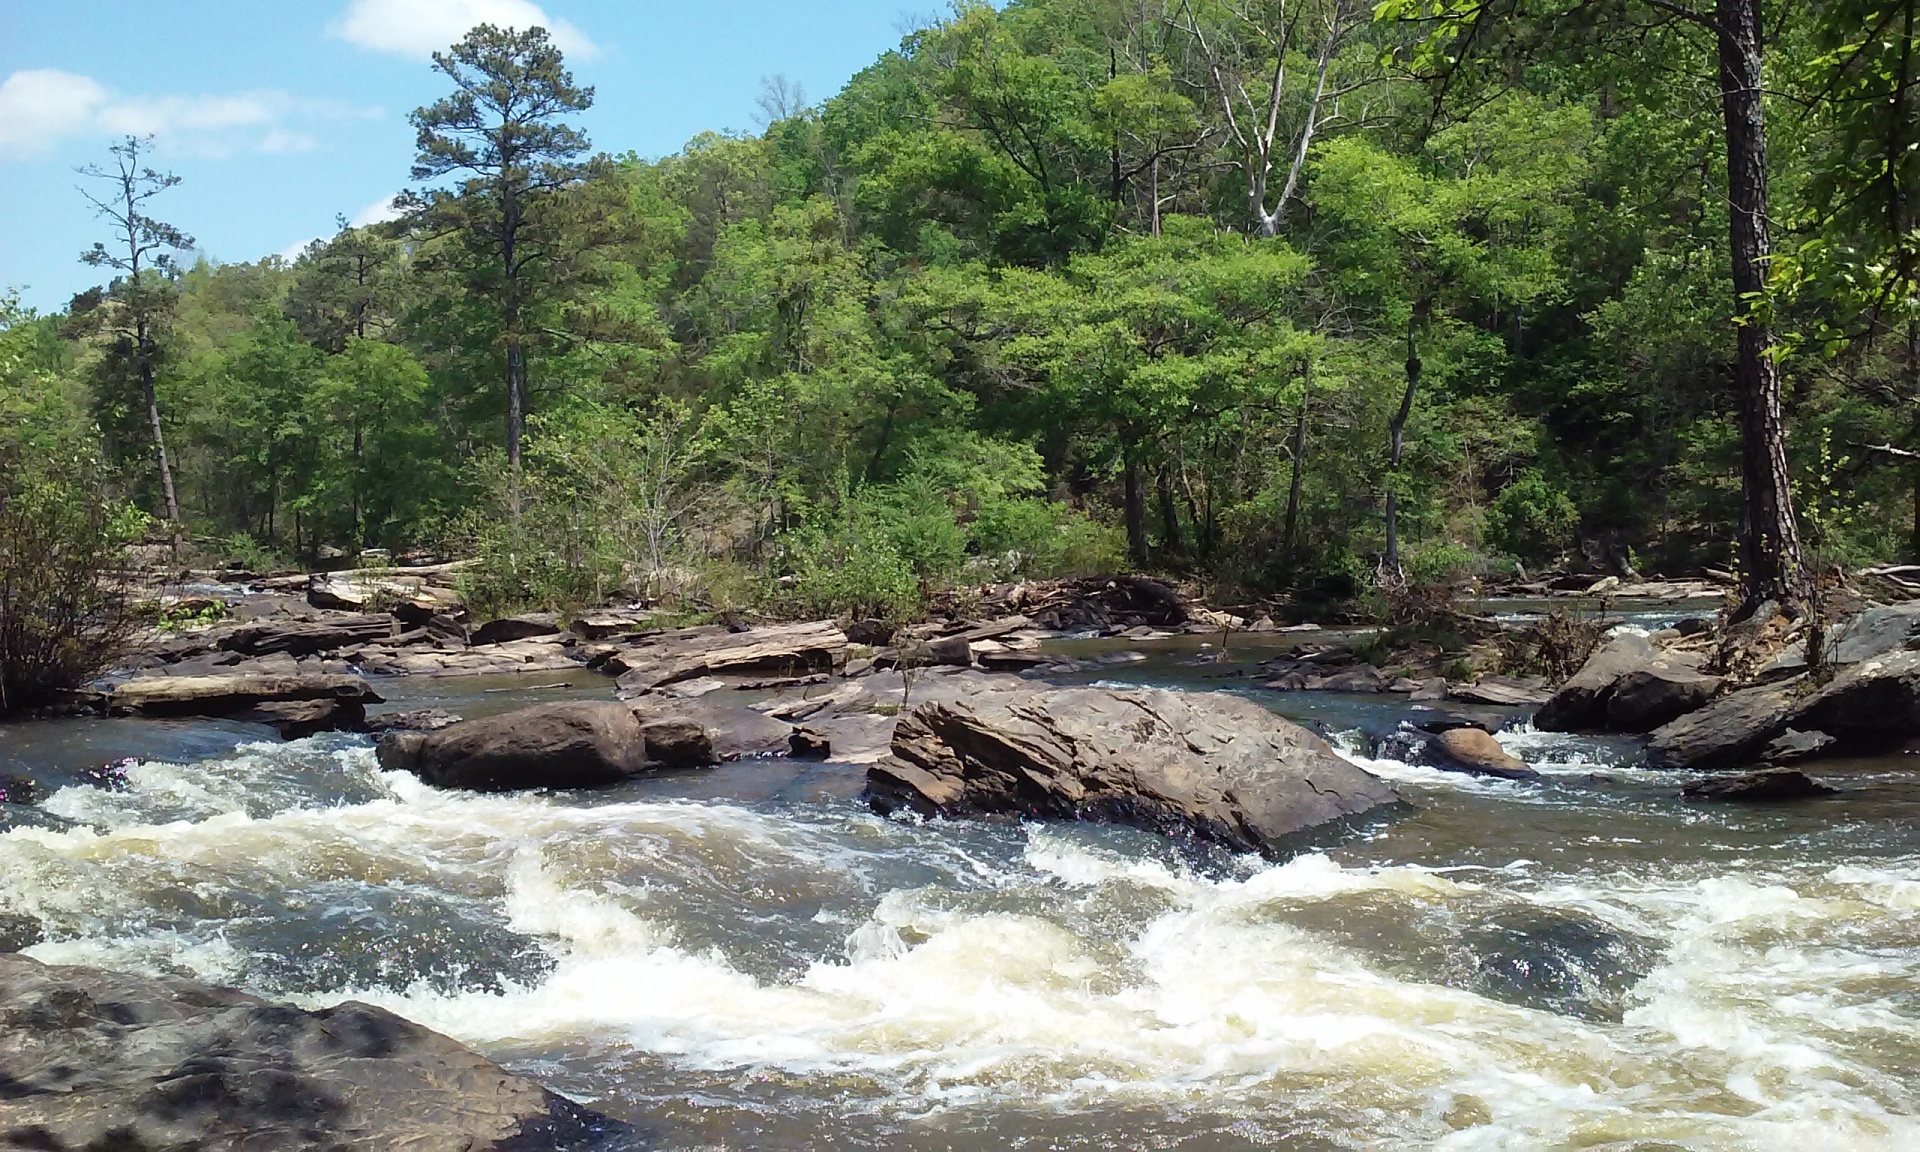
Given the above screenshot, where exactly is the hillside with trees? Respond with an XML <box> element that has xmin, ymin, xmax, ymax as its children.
<box><xmin>7</xmin><ymin>0</ymin><xmax>1917</xmax><ymax>625</ymax></box>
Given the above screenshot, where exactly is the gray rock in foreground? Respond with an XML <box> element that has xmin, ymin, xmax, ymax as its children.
<box><xmin>0</xmin><ymin>954</ymin><xmax>616</xmax><ymax>1150</ymax></box>
<box><xmin>866</xmin><ymin>682</ymin><xmax>1400</xmax><ymax>856</ymax></box>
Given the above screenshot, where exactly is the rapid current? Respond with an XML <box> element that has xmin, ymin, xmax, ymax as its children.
<box><xmin>1</xmin><ymin>607</ymin><xmax>1917</xmax><ymax>1149</ymax></box>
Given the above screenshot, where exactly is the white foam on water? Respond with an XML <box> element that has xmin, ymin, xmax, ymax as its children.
<box><xmin>3</xmin><ymin>738</ymin><xmax>1917</xmax><ymax>1147</ymax></box>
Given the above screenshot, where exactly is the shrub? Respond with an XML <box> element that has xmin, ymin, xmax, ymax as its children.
<box><xmin>972</xmin><ymin>496</ymin><xmax>1127</xmax><ymax>578</ymax></box>
<box><xmin>0</xmin><ymin>447</ymin><xmax>144</xmax><ymax>714</ymax></box>
<box><xmin>771</xmin><ymin>514</ymin><xmax>923</xmax><ymax>621</ymax></box>
<box><xmin>457</xmin><ymin>400</ymin><xmax>723</xmax><ymax>616</ymax></box>
<box><xmin>1488</xmin><ymin>471</ymin><xmax>1578</xmax><ymax>566</ymax></box>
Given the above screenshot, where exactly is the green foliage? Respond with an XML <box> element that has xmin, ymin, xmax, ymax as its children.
<box><xmin>23</xmin><ymin>0</ymin><xmax>1920</xmax><ymax>622</ymax></box>
<box><xmin>1488</xmin><ymin>471</ymin><xmax>1578</xmax><ymax>565</ymax></box>
<box><xmin>0</xmin><ymin>300</ymin><xmax>143</xmax><ymax>711</ymax></box>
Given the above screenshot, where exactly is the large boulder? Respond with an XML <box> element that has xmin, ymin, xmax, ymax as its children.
<box><xmin>1533</xmin><ymin>633</ymin><xmax>1656</xmax><ymax>731</ymax></box>
<box><xmin>469</xmin><ymin>612</ymin><xmax>562</xmax><ymax>646</ymax></box>
<box><xmin>865</xmin><ymin>682</ymin><xmax>1399</xmax><ymax>856</ymax></box>
<box><xmin>1604</xmin><ymin>662</ymin><xmax>1723</xmax><ymax>732</ymax></box>
<box><xmin>376</xmin><ymin>701</ymin><xmax>649</xmax><ymax>791</ymax></box>
<box><xmin>1429</xmin><ymin>728</ymin><xmax>1537</xmax><ymax>780</ymax></box>
<box><xmin>612</xmin><ymin>621</ymin><xmax>849</xmax><ymax>693</ymax></box>
<box><xmin>1789</xmin><ymin>649</ymin><xmax>1920</xmax><ymax>743</ymax></box>
<box><xmin>627</xmin><ymin>697</ymin><xmax>798</xmax><ymax>762</ymax></box>
<box><xmin>1680</xmin><ymin>769</ymin><xmax>1835</xmax><ymax>802</ymax></box>
<box><xmin>1645</xmin><ymin>681</ymin><xmax>1800</xmax><ymax>771</ymax></box>
<box><xmin>0</xmin><ymin>955</ymin><xmax>614</xmax><ymax>1150</ymax></box>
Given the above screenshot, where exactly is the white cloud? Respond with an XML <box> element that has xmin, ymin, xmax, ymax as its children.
<box><xmin>335</xmin><ymin>0</ymin><xmax>596</xmax><ymax>60</ymax></box>
<box><xmin>0</xmin><ymin>70</ymin><xmax>110</xmax><ymax>155</ymax></box>
<box><xmin>0</xmin><ymin>69</ymin><xmax>377</xmax><ymax>160</ymax></box>
<box><xmin>277</xmin><ymin>195</ymin><xmax>409</xmax><ymax>261</ymax></box>
<box><xmin>349</xmin><ymin>194</ymin><xmax>405</xmax><ymax>228</ymax></box>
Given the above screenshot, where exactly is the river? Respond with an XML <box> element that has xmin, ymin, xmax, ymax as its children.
<box><xmin>1</xmin><ymin>622</ymin><xmax>1916</xmax><ymax>1149</ymax></box>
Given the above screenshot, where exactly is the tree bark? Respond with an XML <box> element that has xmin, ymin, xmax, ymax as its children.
<box><xmin>502</xmin><ymin>191</ymin><xmax>525</xmax><ymax>519</ymax></box>
<box><xmin>1123</xmin><ymin>444</ymin><xmax>1149</xmax><ymax>567</ymax></box>
<box><xmin>1716</xmin><ymin>0</ymin><xmax>1806</xmax><ymax>609</ymax></box>
<box><xmin>1385</xmin><ymin>315</ymin><xmax>1420</xmax><ymax>580</ymax></box>
<box><xmin>137</xmin><ymin>316</ymin><xmax>180</xmax><ymax>526</ymax></box>
<box><xmin>1281</xmin><ymin>374</ymin><xmax>1309</xmax><ymax>571</ymax></box>
<box><xmin>1156</xmin><ymin>464</ymin><xmax>1186</xmax><ymax>559</ymax></box>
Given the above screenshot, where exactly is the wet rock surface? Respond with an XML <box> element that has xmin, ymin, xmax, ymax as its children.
<box><xmin>865</xmin><ymin>678</ymin><xmax>1400</xmax><ymax>856</ymax></box>
<box><xmin>1679</xmin><ymin>769</ymin><xmax>1836</xmax><ymax>802</ymax></box>
<box><xmin>376</xmin><ymin>701</ymin><xmax>650</xmax><ymax>792</ymax></box>
<box><xmin>0</xmin><ymin>954</ymin><xmax>618</xmax><ymax>1151</ymax></box>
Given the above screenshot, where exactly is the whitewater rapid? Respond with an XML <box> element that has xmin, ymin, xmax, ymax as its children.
<box><xmin>2</xmin><ymin>730</ymin><xmax>1917</xmax><ymax>1148</ymax></box>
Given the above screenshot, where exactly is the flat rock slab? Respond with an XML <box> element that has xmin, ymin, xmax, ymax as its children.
<box><xmin>219</xmin><ymin>615</ymin><xmax>396</xmax><ymax>658</ymax></box>
<box><xmin>612</xmin><ymin>621</ymin><xmax>849</xmax><ymax>694</ymax></box>
<box><xmin>109</xmin><ymin>673</ymin><xmax>382</xmax><ymax>717</ymax></box>
<box><xmin>0</xmin><ymin>954</ymin><xmax>616</xmax><ymax>1150</ymax></box>
<box><xmin>866</xmin><ymin>681</ymin><xmax>1399</xmax><ymax>857</ymax></box>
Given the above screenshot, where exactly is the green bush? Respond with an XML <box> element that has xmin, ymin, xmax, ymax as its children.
<box><xmin>1488</xmin><ymin>471</ymin><xmax>1578</xmax><ymax>566</ymax></box>
<box><xmin>0</xmin><ymin>446</ymin><xmax>144</xmax><ymax>714</ymax></box>
<box><xmin>771</xmin><ymin>513</ymin><xmax>923</xmax><ymax>621</ymax></box>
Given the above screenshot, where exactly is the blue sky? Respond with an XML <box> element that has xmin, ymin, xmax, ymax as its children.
<box><xmin>1</xmin><ymin>0</ymin><xmax>925</xmax><ymax>312</ymax></box>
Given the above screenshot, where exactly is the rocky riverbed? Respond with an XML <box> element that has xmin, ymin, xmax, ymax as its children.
<box><xmin>2</xmin><ymin>568</ymin><xmax>1917</xmax><ymax>1146</ymax></box>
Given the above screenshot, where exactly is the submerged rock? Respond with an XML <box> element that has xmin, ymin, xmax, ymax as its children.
<box><xmin>865</xmin><ymin>682</ymin><xmax>1399</xmax><ymax>857</ymax></box>
<box><xmin>1680</xmin><ymin>769</ymin><xmax>1836</xmax><ymax>802</ymax></box>
<box><xmin>0</xmin><ymin>954</ymin><xmax>616</xmax><ymax>1150</ymax></box>
<box><xmin>376</xmin><ymin>701</ymin><xmax>649</xmax><ymax>791</ymax></box>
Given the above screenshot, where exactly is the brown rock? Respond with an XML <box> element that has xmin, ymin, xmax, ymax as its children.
<box><xmin>375</xmin><ymin>701</ymin><xmax>648</xmax><ymax>792</ymax></box>
<box><xmin>613</xmin><ymin>621</ymin><xmax>848</xmax><ymax>693</ymax></box>
<box><xmin>1431</xmin><ymin>728</ymin><xmax>1537</xmax><ymax>780</ymax></box>
<box><xmin>109</xmin><ymin>672</ymin><xmax>382</xmax><ymax>718</ymax></box>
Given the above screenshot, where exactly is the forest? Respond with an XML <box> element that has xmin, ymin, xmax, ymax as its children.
<box><xmin>4</xmin><ymin>0</ymin><xmax>1917</xmax><ymax>625</ymax></box>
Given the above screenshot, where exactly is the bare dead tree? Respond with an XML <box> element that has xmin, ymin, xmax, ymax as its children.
<box><xmin>1173</xmin><ymin>0</ymin><xmax>1372</xmax><ymax>236</ymax></box>
<box><xmin>77</xmin><ymin>134</ymin><xmax>194</xmax><ymax>530</ymax></box>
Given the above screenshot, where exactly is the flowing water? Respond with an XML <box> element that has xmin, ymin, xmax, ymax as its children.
<box><xmin>2</xmin><ymin>637</ymin><xmax>1918</xmax><ymax>1150</ymax></box>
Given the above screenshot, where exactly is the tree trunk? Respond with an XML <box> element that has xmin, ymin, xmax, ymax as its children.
<box><xmin>137</xmin><ymin>318</ymin><xmax>180</xmax><ymax>527</ymax></box>
<box><xmin>506</xmin><ymin>337</ymin><xmax>525</xmax><ymax>515</ymax></box>
<box><xmin>1385</xmin><ymin>316</ymin><xmax>1421</xmax><ymax>580</ymax></box>
<box><xmin>1282</xmin><ymin>380</ymin><xmax>1309</xmax><ymax>572</ymax></box>
<box><xmin>1156</xmin><ymin>464</ymin><xmax>1185</xmax><ymax>559</ymax></box>
<box><xmin>1123</xmin><ymin>445</ymin><xmax>1149</xmax><ymax>567</ymax></box>
<box><xmin>502</xmin><ymin>194</ymin><xmax>525</xmax><ymax>520</ymax></box>
<box><xmin>1717</xmin><ymin>0</ymin><xmax>1806</xmax><ymax>609</ymax></box>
